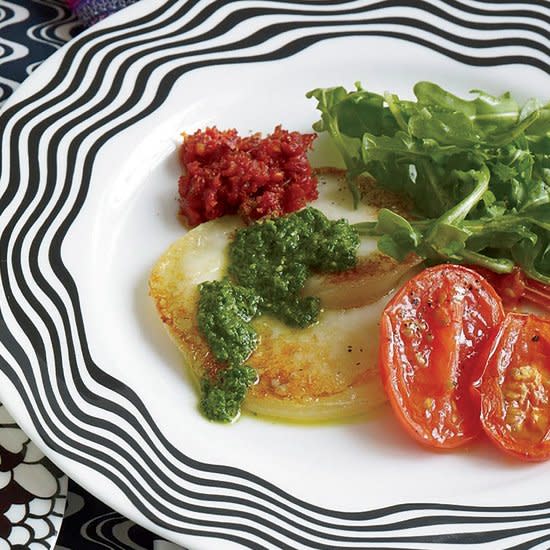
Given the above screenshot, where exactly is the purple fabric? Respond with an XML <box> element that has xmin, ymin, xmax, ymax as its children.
<box><xmin>68</xmin><ymin>0</ymin><xmax>138</xmax><ymax>27</ymax></box>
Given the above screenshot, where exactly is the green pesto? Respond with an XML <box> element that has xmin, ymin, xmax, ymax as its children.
<box><xmin>197</xmin><ymin>280</ymin><xmax>260</xmax><ymax>367</ymax></box>
<box><xmin>197</xmin><ymin>207</ymin><xmax>359</xmax><ymax>422</ymax></box>
<box><xmin>228</xmin><ymin>207</ymin><xmax>359</xmax><ymax>327</ymax></box>
<box><xmin>200</xmin><ymin>364</ymin><xmax>258</xmax><ymax>423</ymax></box>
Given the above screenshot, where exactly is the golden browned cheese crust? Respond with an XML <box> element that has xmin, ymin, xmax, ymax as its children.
<box><xmin>149</xmin><ymin>216</ymin><xmax>398</xmax><ymax>421</ymax></box>
<box><xmin>149</xmin><ymin>172</ymin><xmax>417</xmax><ymax>421</ymax></box>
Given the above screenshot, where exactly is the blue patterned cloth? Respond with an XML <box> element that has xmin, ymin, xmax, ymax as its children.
<box><xmin>0</xmin><ymin>0</ymin><xmax>139</xmax><ymax>107</ymax></box>
<box><xmin>0</xmin><ymin>0</ymin><xmax>82</xmax><ymax>107</ymax></box>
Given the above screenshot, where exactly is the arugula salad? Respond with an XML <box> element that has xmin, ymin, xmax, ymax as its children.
<box><xmin>307</xmin><ymin>82</ymin><xmax>550</xmax><ymax>282</ymax></box>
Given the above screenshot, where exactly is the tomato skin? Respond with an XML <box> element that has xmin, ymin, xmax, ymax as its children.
<box><xmin>476</xmin><ymin>313</ymin><xmax>550</xmax><ymax>462</ymax></box>
<box><xmin>467</xmin><ymin>265</ymin><xmax>550</xmax><ymax>312</ymax></box>
<box><xmin>379</xmin><ymin>264</ymin><xmax>504</xmax><ymax>449</ymax></box>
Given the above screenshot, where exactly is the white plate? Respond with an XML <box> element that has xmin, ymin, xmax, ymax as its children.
<box><xmin>1</xmin><ymin>1</ymin><xmax>550</xmax><ymax>548</ymax></box>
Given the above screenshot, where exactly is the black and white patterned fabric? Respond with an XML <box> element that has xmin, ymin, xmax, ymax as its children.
<box><xmin>0</xmin><ymin>0</ymin><xmax>82</xmax><ymax>107</ymax></box>
<box><xmin>56</xmin><ymin>480</ymin><xmax>175</xmax><ymax>549</ymax></box>
<box><xmin>0</xmin><ymin>403</ymin><xmax>66</xmax><ymax>548</ymax></box>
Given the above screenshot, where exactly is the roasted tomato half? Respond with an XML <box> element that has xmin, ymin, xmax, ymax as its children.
<box><xmin>379</xmin><ymin>264</ymin><xmax>504</xmax><ymax>449</ymax></box>
<box><xmin>475</xmin><ymin>313</ymin><xmax>550</xmax><ymax>461</ymax></box>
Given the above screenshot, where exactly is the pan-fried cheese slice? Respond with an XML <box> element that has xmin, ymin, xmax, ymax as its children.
<box><xmin>149</xmin><ymin>173</ymin><xmax>416</xmax><ymax>421</ymax></box>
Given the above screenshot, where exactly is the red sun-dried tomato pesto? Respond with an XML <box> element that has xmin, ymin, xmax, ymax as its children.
<box><xmin>178</xmin><ymin>126</ymin><xmax>318</xmax><ymax>227</ymax></box>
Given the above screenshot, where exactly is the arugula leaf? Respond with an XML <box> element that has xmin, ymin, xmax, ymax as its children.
<box><xmin>415</xmin><ymin>82</ymin><xmax>520</xmax><ymax>131</ymax></box>
<box><xmin>310</xmin><ymin>81</ymin><xmax>550</xmax><ymax>282</ymax></box>
<box><xmin>512</xmin><ymin>230</ymin><xmax>550</xmax><ymax>285</ymax></box>
<box><xmin>306</xmin><ymin>84</ymin><xmax>389</xmax><ymax>205</ymax></box>
<box><xmin>374</xmin><ymin>209</ymin><xmax>420</xmax><ymax>261</ymax></box>
<box><xmin>409</xmin><ymin>108</ymin><xmax>480</xmax><ymax>146</ymax></box>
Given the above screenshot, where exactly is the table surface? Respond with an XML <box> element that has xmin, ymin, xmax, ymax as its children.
<box><xmin>0</xmin><ymin>1</ymin><xmax>182</xmax><ymax>548</ymax></box>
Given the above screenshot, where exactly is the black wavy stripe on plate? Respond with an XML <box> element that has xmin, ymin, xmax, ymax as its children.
<box><xmin>0</xmin><ymin>0</ymin><xmax>83</xmax><ymax>104</ymax></box>
<box><xmin>1</xmin><ymin>0</ymin><xmax>550</xmax><ymax>548</ymax></box>
<box><xmin>439</xmin><ymin>0</ymin><xmax>549</xmax><ymax>18</ymax></box>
